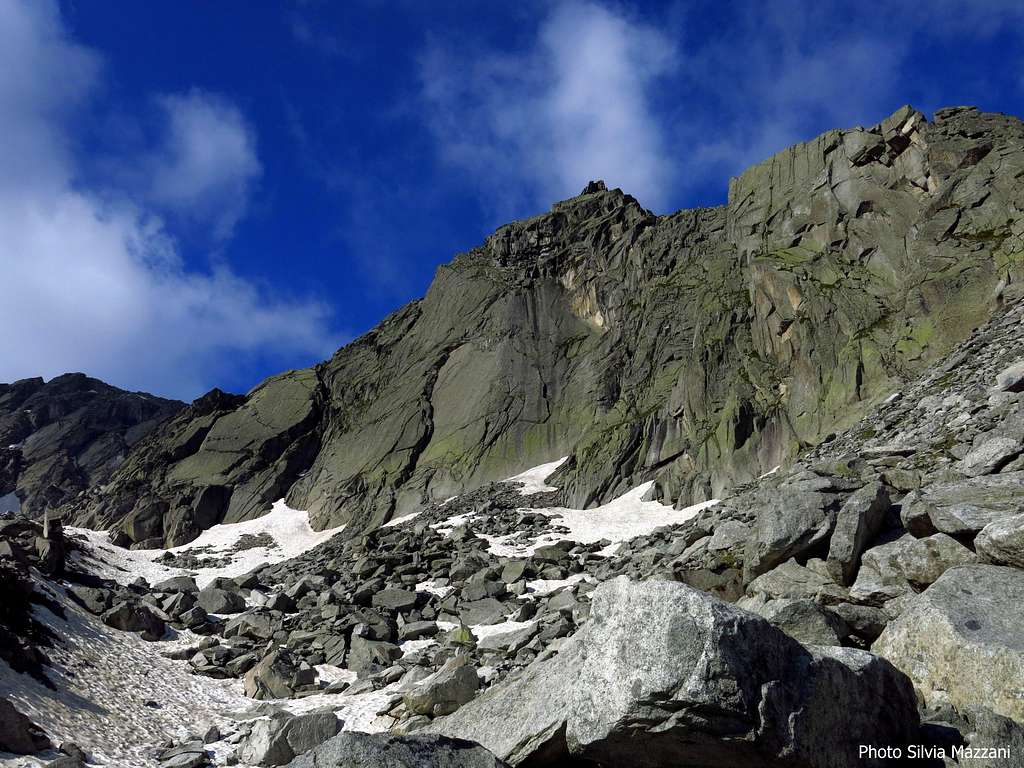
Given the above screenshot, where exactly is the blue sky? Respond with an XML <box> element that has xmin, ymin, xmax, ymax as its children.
<box><xmin>2</xmin><ymin>0</ymin><xmax>1024</xmax><ymax>400</ymax></box>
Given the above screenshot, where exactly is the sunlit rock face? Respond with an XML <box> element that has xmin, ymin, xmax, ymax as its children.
<box><xmin>60</xmin><ymin>105</ymin><xmax>1024</xmax><ymax>546</ymax></box>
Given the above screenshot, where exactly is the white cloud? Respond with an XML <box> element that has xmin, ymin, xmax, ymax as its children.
<box><xmin>0</xmin><ymin>0</ymin><xmax>339</xmax><ymax>399</ymax></box>
<box><xmin>144</xmin><ymin>89</ymin><xmax>262</xmax><ymax>240</ymax></box>
<box><xmin>420</xmin><ymin>0</ymin><xmax>676</xmax><ymax>214</ymax></box>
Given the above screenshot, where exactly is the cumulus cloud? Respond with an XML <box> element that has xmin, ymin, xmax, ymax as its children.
<box><xmin>420</xmin><ymin>0</ymin><xmax>1024</xmax><ymax>214</ymax></box>
<box><xmin>0</xmin><ymin>0</ymin><xmax>339</xmax><ymax>399</ymax></box>
<box><xmin>144</xmin><ymin>89</ymin><xmax>262</xmax><ymax>240</ymax></box>
<box><xmin>420</xmin><ymin>0</ymin><xmax>676</xmax><ymax>214</ymax></box>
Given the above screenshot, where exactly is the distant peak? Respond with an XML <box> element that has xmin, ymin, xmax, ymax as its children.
<box><xmin>581</xmin><ymin>180</ymin><xmax>607</xmax><ymax>195</ymax></box>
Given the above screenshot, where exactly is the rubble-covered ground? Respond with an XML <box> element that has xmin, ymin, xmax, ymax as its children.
<box><xmin>0</xmin><ymin>456</ymin><xmax>721</xmax><ymax>767</ymax></box>
<box><xmin>5</xmin><ymin>304</ymin><xmax>1024</xmax><ymax>767</ymax></box>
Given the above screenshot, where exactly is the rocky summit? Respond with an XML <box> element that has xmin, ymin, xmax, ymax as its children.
<box><xmin>3</xmin><ymin>105</ymin><xmax>1024</xmax><ymax>768</ymax></box>
<box><xmin>0</xmin><ymin>374</ymin><xmax>182</xmax><ymax>519</ymax></box>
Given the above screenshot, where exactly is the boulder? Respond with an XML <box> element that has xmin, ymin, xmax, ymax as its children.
<box><xmin>744</xmin><ymin>559</ymin><xmax>845</xmax><ymax>603</ymax></box>
<box><xmin>101</xmin><ymin>601</ymin><xmax>166</xmax><ymax>641</ymax></box>
<box><xmin>158</xmin><ymin>741</ymin><xmax>208</xmax><ymax>768</ymax></box>
<box><xmin>239</xmin><ymin>712</ymin><xmax>341</xmax><ymax>766</ymax></box>
<box><xmin>975</xmin><ymin>514</ymin><xmax>1024</xmax><ymax>568</ymax></box>
<box><xmin>424</xmin><ymin>640</ymin><xmax>582</xmax><ymax>766</ymax></box>
<box><xmin>995</xmin><ymin>360</ymin><xmax>1024</xmax><ymax>392</ymax></box>
<box><xmin>900</xmin><ymin>473</ymin><xmax>1024</xmax><ymax>537</ymax></box>
<box><xmin>859</xmin><ymin>533</ymin><xmax>977</xmax><ymax>592</ymax></box>
<box><xmin>284</xmin><ymin>732</ymin><xmax>507</xmax><ymax>768</ymax></box>
<box><xmin>825</xmin><ymin>481</ymin><xmax>890</xmax><ymax>586</ymax></box>
<box><xmin>500</xmin><ymin>561</ymin><xmax>533</xmax><ymax>584</ymax></box>
<box><xmin>162</xmin><ymin>591</ymin><xmax>197</xmax><ymax>618</ymax></box>
<box><xmin>347</xmin><ymin>635</ymin><xmax>402</xmax><ymax>677</ymax></box>
<box><xmin>747</xmin><ymin>597</ymin><xmax>846</xmax><ymax>645</ymax></box>
<box><xmin>224</xmin><ymin>611</ymin><xmax>277</xmax><ymax>641</ymax></box>
<box><xmin>707</xmin><ymin>519</ymin><xmax>750</xmax><ymax>551</ymax></box>
<box><xmin>875</xmin><ymin>564</ymin><xmax>1024</xmax><ymax>721</ymax></box>
<box><xmin>0</xmin><ymin>697</ymin><xmax>51</xmax><ymax>754</ymax></box>
<box><xmin>960</xmin><ymin>436</ymin><xmax>1022</xmax><ymax>477</ymax></box>
<box><xmin>955</xmin><ymin>706</ymin><xmax>1024</xmax><ymax>767</ymax></box>
<box><xmin>743</xmin><ymin>480</ymin><xmax>839</xmax><ymax>580</ymax></box>
<box><xmin>371</xmin><ymin>588</ymin><xmax>419</xmax><ymax>613</ymax></box>
<box><xmin>153</xmin><ymin>576</ymin><xmax>199</xmax><ymax>594</ymax></box>
<box><xmin>244</xmin><ymin>650</ymin><xmax>300</xmax><ymax>700</ymax></box>
<box><xmin>830</xmin><ymin>603</ymin><xmax>889</xmax><ymax>643</ymax></box>
<box><xmin>398</xmin><ymin>620</ymin><xmax>439</xmax><ymax>642</ymax></box>
<box><xmin>35</xmin><ymin>535</ymin><xmax>65</xmax><ymax>575</ymax></box>
<box><xmin>67</xmin><ymin>585</ymin><xmax>113</xmax><ymax>615</ymax></box>
<box><xmin>430</xmin><ymin>577</ymin><xmax>918</xmax><ymax>767</ymax></box>
<box><xmin>197</xmin><ymin>586</ymin><xmax>246</xmax><ymax>614</ymax></box>
<box><xmin>457</xmin><ymin>598</ymin><xmax>509</xmax><ymax>626</ymax></box>
<box><xmin>403</xmin><ymin>656</ymin><xmax>480</xmax><ymax>716</ymax></box>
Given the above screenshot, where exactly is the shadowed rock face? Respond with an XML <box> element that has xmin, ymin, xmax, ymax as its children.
<box><xmin>0</xmin><ymin>373</ymin><xmax>182</xmax><ymax>518</ymax></box>
<box><xmin>62</xmin><ymin>105</ymin><xmax>1024</xmax><ymax>545</ymax></box>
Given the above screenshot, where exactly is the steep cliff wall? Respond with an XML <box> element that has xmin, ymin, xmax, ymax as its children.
<box><xmin>61</xmin><ymin>106</ymin><xmax>1024</xmax><ymax>546</ymax></box>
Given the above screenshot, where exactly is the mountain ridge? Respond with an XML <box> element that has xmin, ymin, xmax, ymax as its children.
<box><xmin>43</xmin><ymin>103</ymin><xmax>1024</xmax><ymax>547</ymax></box>
<box><xmin>0</xmin><ymin>373</ymin><xmax>183</xmax><ymax>519</ymax></box>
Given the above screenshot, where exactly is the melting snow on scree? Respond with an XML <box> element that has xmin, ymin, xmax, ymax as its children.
<box><xmin>4</xmin><ymin>459</ymin><xmax>716</xmax><ymax>767</ymax></box>
<box><xmin>427</xmin><ymin>459</ymin><xmax>719</xmax><ymax>558</ymax></box>
<box><xmin>69</xmin><ymin>500</ymin><xmax>347</xmax><ymax>589</ymax></box>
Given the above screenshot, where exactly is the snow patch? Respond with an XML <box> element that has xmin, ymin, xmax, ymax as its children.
<box><xmin>522</xmin><ymin>573</ymin><xmax>591</xmax><ymax>597</ymax></box>
<box><xmin>400</xmin><ymin>638</ymin><xmax>437</xmax><ymax>657</ymax></box>
<box><xmin>314</xmin><ymin>664</ymin><xmax>356</xmax><ymax>686</ymax></box>
<box><xmin>415</xmin><ymin>580</ymin><xmax>455</xmax><ymax>599</ymax></box>
<box><xmin>468</xmin><ymin>482</ymin><xmax>719</xmax><ymax>558</ymax></box>
<box><xmin>503</xmin><ymin>457</ymin><xmax>567</xmax><ymax>494</ymax></box>
<box><xmin>280</xmin><ymin>685</ymin><xmax>400</xmax><ymax>732</ymax></box>
<box><xmin>430</xmin><ymin>511</ymin><xmax>475</xmax><ymax>535</ymax></box>
<box><xmin>70</xmin><ymin>500</ymin><xmax>345</xmax><ymax>589</ymax></box>
<box><xmin>470</xmin><ymin>619</ymin><xmax>536</xmax><ymax>640</ymax></box>
<box><xmin>383</xmin><ymin>510</ymin><xmax>422</xmax><ymax>528</ymax></box>
<box><xmin>69</xmin><ymin>528</ymin><xmax>184</xmax><ymax>587</ymax></box>
<box><xmin>1</xmin><ymin>586</ymin><xmax>250</xmax><ymax>767</ymax></box>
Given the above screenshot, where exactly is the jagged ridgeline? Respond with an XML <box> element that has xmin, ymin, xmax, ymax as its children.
<box><xmin>60</xmin><ymin>105</ymin><xmax>1024</xmax><ymax>547</ymax></box>
<box><xmin>0</xmin><ymin>374</ymin><xmax>182</xmax><ymax>518</ymax></box>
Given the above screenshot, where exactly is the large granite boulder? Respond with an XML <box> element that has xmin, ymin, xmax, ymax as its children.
<box><xmin>855</xmin><ymin>533</ymin><xmax>978</xmax><ymax>595</ymax></box>
<box><xmin>244</xmin><ymin>649</ymin><xmax>301</xmax><ymax>700</ymax></box>
<box><xmin>742</xmin><ymin>475</ymin><xmax>841</xmax><ymax>580</ymax></box>
<box><xmin>101</xmin><ymin>601</ymin><xmax>166</xmax><ymax>642</ymax></box>
<box><xmin>975</xmin><ymin>514</ymin><xmax>1024</xmax><ymax>568</ymax></box>
<box><xmin>239</xmin><ymin>712</ymin><xmax>341</xmax><ymax>766</ymax></box>
<box><xmin>826</xmin><ymin>480</ymin><xmax>890</xmax><ymax>586</ymax></box>
<box><xmin>428</xmin><ymin>577</ymin><xmax>918</xmax><ymax>767</ymax></box>
<box><xmin>900</xmin><ymin>473</ymin><xmax>1024</xmax><ymax>537</ymax></box>
<box><xmin>284</xmin><ymin>732</ymin><xmax>507</xmax><ymax>768</ymax></box>
<box><xmin>403</xmin><ymin>656</ymin><xmax>480</xmax><ymax>717</ymax></box>
<box><xmin>874</xmin><ymin>564</ymin><xmax>1024</xmax><ymax>721</ymax></box>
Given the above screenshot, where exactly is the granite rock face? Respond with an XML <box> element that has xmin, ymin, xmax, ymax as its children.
<box><xmin>57</xmin><ymin>105</ymin><xmax>1024</xmax><ymax>545</ymax></box>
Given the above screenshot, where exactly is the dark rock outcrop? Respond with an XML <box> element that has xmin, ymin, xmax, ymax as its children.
<box><xmin>0</xmin><ymin>373</ymin><xmax>181</xmax><ymax>519</ymax></box>
<box><xmin>0</xmin><ymin>697</ymin><xmax>52</xmax><ymax>754</ymax></box>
